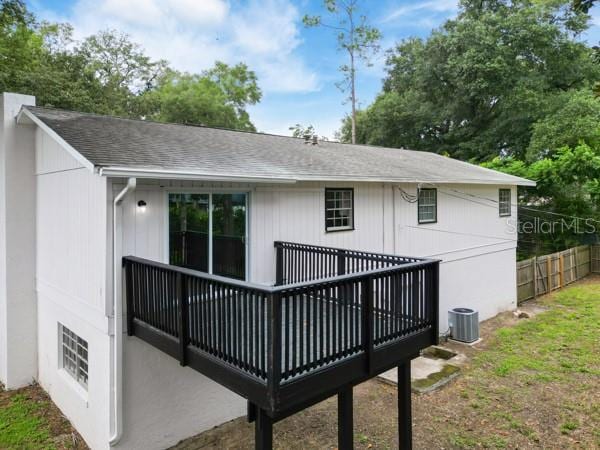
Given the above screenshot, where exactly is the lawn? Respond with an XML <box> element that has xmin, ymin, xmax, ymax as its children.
<box><xmin>1</xmin><ymin>280</ymin><xmax>598</xmax><ymax>449</ymax></box>
<box><xmin>0</xmin><ymin>383</ymin><xmax>86</xmax><ymax>449</ymax></box>
<box><xmin>174</xmin><ymin>278</ymin><xmax>600</xmax><ymax>449</ymax></box>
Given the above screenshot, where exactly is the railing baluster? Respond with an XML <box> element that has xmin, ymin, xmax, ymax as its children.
<box><xmin>123</xmin><ymin>243</ymin><xmax>437</xmax><ymax>388</ymax></box>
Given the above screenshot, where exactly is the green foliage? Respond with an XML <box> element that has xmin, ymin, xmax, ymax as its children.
<box><xmin>0</xmin><ymin>1</ymin><xmax>261</xmax><ymax>130</ymax></box>
<box><xmin>143</xmin><ymin>63</ymin><xmax>260</xmax><ymax>130</ymax></box>
<box><xmin>528</xmin><ymin>90</ymin><xmax>600</xmax><ymax>160</ymax></box>
<box><xmin>344</xmin><ymin>0</ymin><xmax>598</xmax><ymax>161</ymax></box>
<box><xmin>484</xmin><ymin>143</ymin><xmax>600</xmax><ymax>253</ymax></box>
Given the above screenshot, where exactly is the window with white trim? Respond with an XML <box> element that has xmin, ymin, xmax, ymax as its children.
<box><xmin>499</xmin><ymin>189</ymin><xmax>511</xmax><ymax>217</ymax></box>
<box><xmin>325</xmin><ymin>188</ymin><xmax>354</xmax><ymax>232</ymax></box>
<box><xmin>60</xmin><ymin>324</ymin><xmax>88</xmax><ymax>389</ymax></box>
<box><xmin>418</xmin><ymin>188</ymin><xmax>437</xmax><ymax>223</ymax></box>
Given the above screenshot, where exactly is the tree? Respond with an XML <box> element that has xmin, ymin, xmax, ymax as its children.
<box><xmin>527</xmin><ymin>89</ymin><xmax>600</xmax><ymax>160</ymax></box>
<box><xmin>75</xmin><ymin>29</ymin><xmax>167</xmax><ymax>116</ymax></box>
<box><xmin>303</xmin><ymin>0</ymin><xmax>381</xmax><ymax>144</ymax></box>
<box><xmin>144</xmin><ymin>62</ymin><xmax>261</xmax><ymax>131</ymax></box>
<box><xmin>345</xmin><ymin>0</ymin><xmax>598</xmax><ymax>161</ymax></box>
<box><xmin>484</xmin><ymin>143</ymin><xmax>600</xmax><ymax>253</ymax></box>
<box><xmin>288</xmin><ymin>123</ymin><xmax>329</xmax><ymax>141</ymax></box>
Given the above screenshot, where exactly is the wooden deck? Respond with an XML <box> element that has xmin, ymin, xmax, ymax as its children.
<box><xmin>123</xmin><ymin>241</ymin><xmax>439</xmax><ymax>449</ymax></box>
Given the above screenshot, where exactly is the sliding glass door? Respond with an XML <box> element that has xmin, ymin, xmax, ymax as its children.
<box><xmin>168</xmin><ymin>193</ymin><xmax>247</xmax><ymax>280</ymax></box>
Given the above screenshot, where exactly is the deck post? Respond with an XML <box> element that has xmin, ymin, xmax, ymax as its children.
<box><xmin>431</xmin><ymin>262</ymin><xmax>440</xmax><ymax>345</ymax></box>
<box><xmin>361</xmin><ymin>276</ymin><xmax>374</xmax><ymax>373</ymax></box>
<box><xmin>337</xmin><ymin>249</ymin><xmax>346</xmax><ymax>275</ymax></box>
<box><xmin>398</xmin><ymin>360</ymin><xmax>412</xmax><ymax>450</ymax></box>
<box><xmin>177</xmin><ymin>272</ymin><xmax>189</xmax><ymax>366</ymax></box>
<box><xmin>275</xmin><ymin>242</ymin><xmax>283</xmax><ymax>286</ymax></box>
<box><xmin>124</xmin><ymin>260</ymin><xmax>134</xmax><ymax>336</ymax></box>
<box><xmin>338</xmin><ymin>386</ymin><xmax>354</xmax><ymax>450</ymax></box>
<box><xmin>255</xmin><ymin>408</ymin><xmax>273</xmax><ymax>450</ymax></box>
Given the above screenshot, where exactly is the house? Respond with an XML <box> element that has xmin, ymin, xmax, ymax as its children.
<box><xmin>0</xmin><ymin>93</ymin><xmax>534</xmax><ymax>450</ymax></box>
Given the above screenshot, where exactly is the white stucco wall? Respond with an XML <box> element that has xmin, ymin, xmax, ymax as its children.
<box><xmin>0</xmin><ymin>93</ymin><xmax>37</xmax><ymax>389</ymax></box>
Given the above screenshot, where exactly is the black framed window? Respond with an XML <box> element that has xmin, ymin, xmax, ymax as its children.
<box><xmin>325</xmin><ymin>188</ymin><xmax>354</xmax><ymax>232</ymax></box>
<box><xmin>418</xmin><ymin>188</ymin><xmax>437</xmax><ymax>224</ymax></box>
<box><xmin>499</xmin><ymin>189</ymin><xmax>511</xmax><ymax>217</ymax></box>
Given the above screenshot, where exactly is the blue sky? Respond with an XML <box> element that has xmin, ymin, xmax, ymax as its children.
<box><xmin>27</xmin><ymin>0</ymin><xmax>600</xmax><ymax>139</ymax></box>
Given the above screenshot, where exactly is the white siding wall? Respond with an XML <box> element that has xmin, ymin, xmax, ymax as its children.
<box><xmin>123</xmin><ymin>180</ymin><xmax>518</xmax><ymax>333</ymax></box>
<box><xmin>116</xmin><ymin>179</ymin><xmax>246</xmax><ymax>450</ymax></box>
<box><xmin>36</xmin><ymin>139</ymin><xmax>112</xmax><ymax>450</ymax></box>
<box><xmin>251</xmin><ymin>182</ymin><xmax>390</xmax><ymax>284</ymax></box>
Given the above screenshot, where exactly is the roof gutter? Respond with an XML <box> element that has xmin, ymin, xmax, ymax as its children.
<box><xmin>97</xmin><ymin>167</ymin><xmax>536</xmax><ymax>186</ymax></box>
<box><xmin>97</xmin><ymin>167</ymin><xmax>297</xmax><ymax>184</ymax></box>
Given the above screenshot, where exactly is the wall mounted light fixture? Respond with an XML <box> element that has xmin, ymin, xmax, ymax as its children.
<box><xmin>137</xmin><ymin>200</ymin><xmax>147</xmax><ymax>213</ymax></box>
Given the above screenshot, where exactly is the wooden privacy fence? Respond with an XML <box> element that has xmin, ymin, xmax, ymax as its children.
<box><xmin>517</xmin><ymin>245</ymin><xmax>600</xmax><ymax>304</ymax></box>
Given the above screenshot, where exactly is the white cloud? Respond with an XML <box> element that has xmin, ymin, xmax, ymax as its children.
<box><xmin>382</xmin><ymin>0</ymin><xmax>458</xmax><ymax>24</ymax></box>
<box><xmin>39</xmin><ymin>0</ymin><xmax>319</xmax><ymax>94</ymax></box>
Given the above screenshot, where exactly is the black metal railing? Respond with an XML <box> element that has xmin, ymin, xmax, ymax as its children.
<box><xmin>124</xmin><ymin>241</ymin><xmax>438</xmax><ymax>414</ymax></box>
<box><xmin>274</xmin><ymin>241</ymin><xmax>421</xmax><ymax>285</ymax></box>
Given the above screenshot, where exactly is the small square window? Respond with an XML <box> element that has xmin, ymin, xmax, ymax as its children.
<box><xmin>59</xmin><ymin>324</ymin><xmax>88</xmax><ymax>389</ymax></box>
<box><xmin>499</xmin><ymin>189</ymin><xmax>511</xmax><ymax>217</ymax></box>
<box><xmin>325</xmin><ymin>188</ymin><xmax>354</xmax><ymax>232</ymax></box>
<box><xmin>418</xmin><ymin>188</ymin><xmax>437</xmax><ymax>224</ymax></box>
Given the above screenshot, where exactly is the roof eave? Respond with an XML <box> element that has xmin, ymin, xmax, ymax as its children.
<box><xmin>97</xmin><ymin>167</ymin><xmax>298</xmax><ymax>184</ymax></box>
<box><xmin>17</xmin><ymin>107</ymin><xmax>96</xmax><ymax>171</ymax></box>
<box><xmin>98</xmin><ymin>168</ymin><xmax>536</xmax><ymax>186</ymax></box>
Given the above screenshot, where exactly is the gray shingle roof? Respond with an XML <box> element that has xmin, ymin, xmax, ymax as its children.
<box><xmin>23</xmin><ymin>106</ymin><xmax>534</xmax><ymax>186</ymax></box>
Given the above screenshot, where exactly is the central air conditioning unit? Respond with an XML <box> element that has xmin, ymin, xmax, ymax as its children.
<box><xmin>448</xmin><ymin>308</ymin><xmax>479</xmax><ymax>343</ymax></box>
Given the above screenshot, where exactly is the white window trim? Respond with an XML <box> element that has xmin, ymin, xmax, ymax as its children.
<box><xmin>325</xmin><ymin>188</ymin><xmax>354</xmax><ymax>232</ymax></box>
<box><xmin>499</xmin><ymin>188</ymin><xmax>511</xmax><ymax>217</ymax></box>
<box><xmin>418</xmin><ymin>188</ymin><xmax>437</xmax><ymax>224</ymax></box>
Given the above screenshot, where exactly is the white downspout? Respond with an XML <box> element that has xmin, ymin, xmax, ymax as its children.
<box><xmin>110</xmin><ymin>177</ymin><xmax>136</xmax><ymax>447</ymax></box>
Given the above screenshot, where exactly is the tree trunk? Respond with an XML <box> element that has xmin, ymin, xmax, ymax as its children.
<box><xmin>350</xmin><ymin>50</ymin><xmax>356</xmax><ymax>145</ymax></box>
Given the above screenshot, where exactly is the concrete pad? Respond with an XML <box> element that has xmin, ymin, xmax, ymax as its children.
<box><xmin>378</xmin><ymin>345</ymin><xmax>467</xmax><ymax>392</ymax></box>
<box><xmin>379</xmin><ymin>356</ymin><xmax>446</xmax><ymax>384</ymax></box>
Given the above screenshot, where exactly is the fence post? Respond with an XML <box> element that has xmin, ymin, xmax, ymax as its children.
<box><xmin>361</xmin><ymin>276</ymin><xmax>373</xmax><ymax>374</ymax></box>
<box><xmin>532</xmin><ymin>256</ymin><xmax>537</xmax><ymax>300</ymax></box>
<box><xmin>559</xmin><ymin>254</ymin><xmax>564</xmax><ymax>288</ymax></box>
<box><xmin>177</xmin><ymin>273</ymin><xmax>189</xmax><ymax>366</ymax></box>
<box><xmin>546</xmin><ymin>257</ymin><xmax>552</xmax><ymax>292</ymax></box>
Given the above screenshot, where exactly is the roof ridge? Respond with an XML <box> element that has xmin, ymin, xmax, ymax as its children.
<box><xmin>24</xmin><ymin>105</ymin><xmax>325</xmax><ymax>143</ymax></box>
<box><xmin>23</xmin><ymin>105</ymin><xmax>427</xmax><ymax>155</ymax></box>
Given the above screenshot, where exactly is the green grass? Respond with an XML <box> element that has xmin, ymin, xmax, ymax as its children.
<box><xmin>436</xmin><ymin>282</ymin><xmax>600</xmax><ymax>448</ymax></box>
<box><xmin>474</xmin><ymin>285</ymin><xmax>600</xmax><ymax>381</ymax></box>
<box><xmin>0</xmin><ymin>392</ymin><xmax>55</xmax><ymax>449</ymax></box>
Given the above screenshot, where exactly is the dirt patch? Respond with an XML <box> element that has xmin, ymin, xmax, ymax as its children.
<box><xmin>172</xmin><ymin>276</ymin><xmax>600</xmax><ymax>450</ymax></box>
<box><xmin>0</xmin><ymin>382</ymin><xmax>87</xmax><ymax>449</ymax></box>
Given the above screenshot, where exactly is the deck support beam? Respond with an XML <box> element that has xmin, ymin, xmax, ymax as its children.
<box><xmin>338</xmin><ymin>386</ymin><xmax>354</xmax><ymax>450</ymax></box>
<box><xmin>398</xmin><ymin>361</ymin><xmax>412</xmax><ymax>450</ymax></box>
<box><xmin>255</xmin><ymin>408</ymin><xmax>273</xmax><ymax>450</ymax></box>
